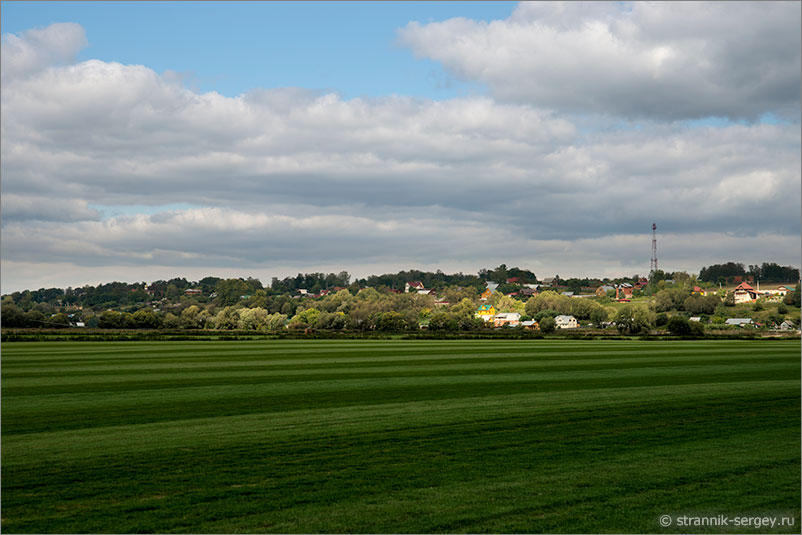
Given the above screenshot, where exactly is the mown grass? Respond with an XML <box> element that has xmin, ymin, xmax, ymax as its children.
<box><xmin>2</xmin><ymin>339</ymin><xmax>799</xmax><ymax>533</ymax></box>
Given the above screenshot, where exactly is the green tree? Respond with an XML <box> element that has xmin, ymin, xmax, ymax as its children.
<box><xmin>589</xmin><ymin>307</ymin><xmax>609</xmax><ymax>327</ymax></box>
<box><xmin>215</xmin><ymin>278</ymin><xmax>252</xmax><ymax>306</ymax></box>
<box><xmin>538</xmin><ymin>316</ymin><xmax>556</xmax><ymax>333</ymax></box>
<box><xmin>133</xmin><ymin>309</ymin><xmax>162</xmax><ymax>329</ymax></box>
<box><xmin>181</xmin><ymin>305</ymin><xmax>206</xmax><ymax>329</ymax></box>
<box><xmin>615</xmin><ymin>306</ymin><xmax>654</xmax><ymax>335</ymax></box>
<box><xmin>375</xmin><ymin>311</ymin><xmax>408</xmax><ymax>332</ymax></box>
<box><xmin>1</xmin><ymin>303</ymin><xmax>26</xmax><ymax>328</ymax></box>
<box><xmin>783</xmin><ymin>284</ymin><xmax>801</xmax><ymax>307</ymax></box>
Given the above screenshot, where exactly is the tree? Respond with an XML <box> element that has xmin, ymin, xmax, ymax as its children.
<box><xmin>181</xmin><ymin>305</ymin><xmax>206</xmax><ymax>329</ymax></box>
<box><xmin>375</xmin><ymin>311</ymin><xmax>408</xmax><ymax>332</ymax></box>
<box><xmin>266</xmin><ymin>313</ymin><xmax>288</xmax><ymax>331</ymax></box>
<box><xmin>163</xmin><ymin>313</ymin><xmax>181</xmax><ymax>329</ymax></box>
<box><xmin>525</xmin><ymin>291</ymin><xmax>570</xmax><ymax>316</ymax></box>
<box><xmin>1</xmin><ymin>303</ymin><xmax>26</xmax><ymax>328</ymax></box>
<box><xmin>213</xmin><ymin>307</ymin><xmax>239</xmax><ymax>330</ymax></box>
<box><xmin>783</xmin><ymin>284</ymin><xmax>801</xmax><ymax>307</ymax></box>
<box><xmin>49</xmin><ymin>313</ymin><xmax>71</xmax><ymax>328</ymax></box>
<box><xmin>316</xmin><ymin>311</ymin><xmax>347</xmax><ymax>330</ymax></box>
<box><xmin>429</xmin><ymin>312</ymin><xmax>458</xmax><ymax>331</ymax></box>
<box><xmin>667</xmin><ymin>316</ymin><xmax>691</xmax><ymax>335</ymax></box>
<box><xmin>589</xmin><ymin>307</ymin><xmax>609</xmax><ymax>327</ymax></box>
<box><xmin>538</xmin><ymin>316</ymin><xmax>556</xmax><ymax>333</ymax></box>
<box><xmin>214</xmin><ymin>278</ymin><xmax>252</xmax><ymax>306</ymax></box>
<box><xmin>133</xmin><ymin>309</ymin><xmax>162</xmax><ymax>329</ymax></box>
<box><xmin>615</xmin><ymin>306</ymin><xmax>654</xmax><ymax>335</ymax></box>
<box><xmin>289</xmin><ymin>307</ymin><xmax>321</xmax><ymax>328</ymax></box>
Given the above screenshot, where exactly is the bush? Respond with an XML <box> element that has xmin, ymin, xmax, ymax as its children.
<box><xmin>667</xmin><ymin>316</ymin><xmax>704</xmax><ymax>336</ymax></box>
<box><xmin>667</xmin><ymin>316</ymin><xmax>691</xmax><ymax>335</ymax></box>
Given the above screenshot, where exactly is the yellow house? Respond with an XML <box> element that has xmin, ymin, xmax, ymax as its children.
<box><xmin>475</xmin><ymin>304</ymin><xmax>496</xmax><ymax>321</ymax></box>
<box><xmin>480</xmin><ymin>289</ymin><xmax>493</xmax><ymax>301</ymax></box>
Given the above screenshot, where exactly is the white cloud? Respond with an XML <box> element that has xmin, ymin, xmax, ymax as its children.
<box><xmin>1</xmin><ymin>22</ymin><xmax>88</xmax><ymax>81</ymax></box>
<box><xmin>398</xmin><ymin>1</ymin><xmax>801</xmax><ymax>120</ymax></box>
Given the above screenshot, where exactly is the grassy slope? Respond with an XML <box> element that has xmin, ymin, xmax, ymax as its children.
<box><xmin>2</xmin><ymin>339</ymin><xmax>799</xmax><ymax>533</ymax></box>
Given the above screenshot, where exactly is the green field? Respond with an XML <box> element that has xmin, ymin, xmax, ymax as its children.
<box><xmin>2</xmin><ymin>339</ymin><xmax>800</xmax><ymax>533</ymax></box>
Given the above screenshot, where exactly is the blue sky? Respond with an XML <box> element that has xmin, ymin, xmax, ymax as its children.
<box><xmin>1</xmin><ymin>1</ymin><xmax>516</xmax><ymax>99</ymax></box>
<box><xmin>1</xmin><ymin>1</ymin><xmax>799</xmax><ymax>292</ymax></box>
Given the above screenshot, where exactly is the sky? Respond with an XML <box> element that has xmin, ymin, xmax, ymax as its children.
<box><xmin>1</xmin><ymin>1</ymin><xmax>800</xmax><ymax>293</ymax></box>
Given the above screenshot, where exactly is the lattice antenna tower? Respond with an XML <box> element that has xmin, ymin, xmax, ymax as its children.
<box><xmin>650</xmin><ymin>223</ymin><xmax>658</xmax><ymax>274</ymax></box>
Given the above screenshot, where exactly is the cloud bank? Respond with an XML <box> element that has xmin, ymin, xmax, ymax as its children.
<box><xmin>1</xmin><ymin>4</ymin><xmax>800</xmax><ymax>292</ymax></box>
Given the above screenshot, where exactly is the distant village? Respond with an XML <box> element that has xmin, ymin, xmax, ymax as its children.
<box><xmin>2</xmin><ymin>263</ymin><xmax>799</xmax><ymax>333</ymax></box>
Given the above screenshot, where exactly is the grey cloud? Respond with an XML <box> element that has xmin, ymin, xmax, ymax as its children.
<box><xmin>398</xmin><ymin>1</ymin><xmax>801</xmax><ymax>121</ymax></box>
<box><xmin>1</xmin><ymin>194</ymin><xmax>101</xmax><ymax>223</ymax></box>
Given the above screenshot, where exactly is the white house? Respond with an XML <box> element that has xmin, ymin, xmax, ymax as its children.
<box><xmin>554</xmin><ymin>315</ymin><xmax>578</xmax><ymax>329</ymax></box>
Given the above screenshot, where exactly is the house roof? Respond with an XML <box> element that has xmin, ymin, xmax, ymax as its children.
<box><xmin>494</xmin><ymin>312</ymin><xmax>521</xmax><ymax>320</ymax></box>
<box><xmin>725</xmin><ymin>318</ymin><xmax>752</xmax><ymax>325</ymax></box>
<box><xmin>734</xmin><ymin>282</ymin><xmax>755</xmax><ymax>291</ymax></box>
<box><xmin>407</xmin><ymin>281</ymin><xmax>424</xmax><ymax>288</ymax></box>
<box><xmin>555</xmin><ymin>315</ymin><xmax>576</xmax><ymax>321</ymax></box>
<box><xmin>477</xmin><ymin>304</ymin><xmax>495</xmax><ymax>312</ymax></box>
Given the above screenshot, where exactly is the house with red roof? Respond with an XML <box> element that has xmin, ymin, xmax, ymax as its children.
<box><xmin>405</xmin><ymin>281</ymin><xmax>424</xmax><ymax>293</ymax></box>
<box><xmin>733</xmin><ymin>282</ymin><xmax>758</xmax><ymax>304</ymax></box>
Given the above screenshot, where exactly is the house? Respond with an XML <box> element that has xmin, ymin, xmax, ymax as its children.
<box><xmin>596</xmin><ymin>285</ymin><xmax>615</xmax><ymax>297</ymax></box>
<box><xmin>185</xmin><ymin>288</ymin><xmax>202</xmax><ymax>295</ymax></box>
<box><xmin>725</xmin><ymin>318</ymin><xmax>753</xmax><ymax>327</ymax></box>
<box><xmin>617</xmin><ymin>286</ymin><xmax>633</xmax><ymax>299</ymax></box>
<box><xmin>733</xmin><ymin>282</ymin><xmax>758</xmax><ymax>304</ymax></box>
<box><xmin>634</xmin><ymin>278</ymin><xmax>649</xmax><ymax>290</ymax></box>
<box><xmin>417</xmin><ymin>289</ymin><xmax>434</xmax><ymax>296</ymax></box>
<box><xmin>506</xmin><ymin>277</ymin><xmax>520</xmax><ymax>284</ymax></box>
<box><xmin>542</xmin><ymin>277</ymin><xmax>557</xmax><ymax>286</ymax></box>
<box><xmin>521</xmin><ymin>320</ymin><xmax>539</xmax><ymax>330</ymax></box>
<box><xmin>561</xmin><ymin>291</ymin><xmax>574</xmax><ymax>297</ymax></box>
<box><xmin>494</xmin><ymin>312</ymin><xmax>521</xmax><ymax>327</ymax></box>
<box><xmin>554</xmin><ymin>315</ymin><xmax>578</xmax><ymax>329</ymax></box>
<box><xmin>405</xmin><ymin>281</ymin><xmax>424</xmax><ymax>293</ymax></box>
<box><xmin>689</xmin><ymin>316</ymin><xmax>702</xmax><ymax>322</ymax></box>
<box><xmin>480</xmin><ymin>288</ymin><xmax>493</xmax><ymax>301</ymax></box>
<box><xmin>779</xmin><ymin>320</ymin><xmax>796</xmax><ymax>331</ymax></box>
<box><xmin>475</xmin><ymin>304</ymin><xmax>496</xmax><ymax>321</ymax></box>
<box><xmin>692</xmin><ymin>286</ymin><xmax>707</xmax><ymax>295</ymax></box>
<box><xmin>520</xmin><ymin>288</ymin><xmax>538</xmax><ymax>298</ymax></box>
